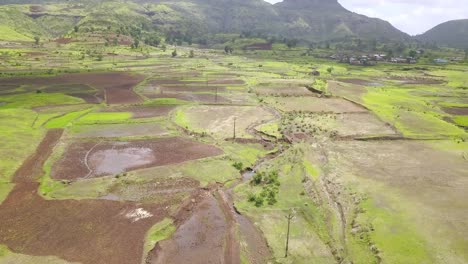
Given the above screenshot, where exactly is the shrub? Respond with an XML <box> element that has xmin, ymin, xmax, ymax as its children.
<box><xmin>247</xmin><ymin>193</ymin><xmax>256</xmax><ymax>202</ymax></box>
<box><xmin>232</xmin><ymin>161</ymin><xmax>243</xmax><ymax>171</ymax></box>
<box><xmin>254</xmin><ymin>196</ymin><xmax>264</xmax><ymax>207</ymax></box>
<box><xmin>251</xmin><ymin>173</ymin><xmax>263</xmax><ymax>185</ymax></box>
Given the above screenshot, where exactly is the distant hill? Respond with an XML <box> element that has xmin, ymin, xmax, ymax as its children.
<box><xmin>416</xmin><ymin>19</ymin><xmax>468</xmax><ymax>49</ymax></box>
<box><xmin>0</xmin><ymin>0</ymin><xmax>410</xmax><ymax>43</ymax></box>
<box><xmin>273</xmin><ymin>0</ymin><xmax>409</xmax><ymax>42</ymax></box>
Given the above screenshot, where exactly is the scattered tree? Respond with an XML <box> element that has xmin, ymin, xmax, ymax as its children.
<box><xmin>327</xmin><ymin>66</ymin><xmax>334</xmax><ymax>74</ymax></box>
<box><xmin>133</xmin><ymin>39</ymin><xmax>139</xmax><ymax>49</ymax></box>
<box><xmin>34</xmin><ymin>36</ymin><xmax>40</xmax><ymax>45</ymax></box>
<box><xmin>224</xmin><ymin>45</ymin><xmax>234</xmax><ymax>54</ymax></box>
<box><xmin>286</xmin><ymin>39</ymin><xmax>298</xmax><ymax>49</ymax></box>
<box><xmin>74</xmin><ymin>26</ymin><xmax>79</xmax><ymax>33</ymax></box>
<box><xmin>189</xmin><ymin>50</ymin><xmax>194</xmax><ymax>58</ymax></box>
<box><xmin>409</xmin><ymin>50</ymin><xmax>417</xmax><ymax>58</ymax></box>
<box><xmin>172</xmin><ymin>49</ymin><xmax>177</xmax><ymax>57</ymax></box>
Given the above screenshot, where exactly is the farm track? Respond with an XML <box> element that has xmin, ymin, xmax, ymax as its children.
<box><xmin>13</xmin><ymin>128</ymin><xmax>64</xmax><ymax>183</ymax></box>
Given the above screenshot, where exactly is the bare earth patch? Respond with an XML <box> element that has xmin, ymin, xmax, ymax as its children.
<box><xmin>0</xmin><ymin>72</ymin><xmax>145</xmax><ymax>104</ymax></box>
<box><xmin>52</xmin><ymin>137</ymin><xmax>223</xmax><ymax>179</ymax></box>
<box><xmin>0</xmin><ymin>183</ymin><xmax>168</xmax><ymax>264</ymax></box>
<box><xmin>442</xmin><ymin>107</ymin><xmax>468</xmax><ymax>115</ymax></box>
<box><xmin>145</xmin><ymin>93</ymin><xmax>230</xmax><ymax>104</ymax></box>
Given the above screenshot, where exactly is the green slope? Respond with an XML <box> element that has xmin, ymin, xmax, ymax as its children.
<box><xmin>417</xmin><ymin>19</ymin><xmax>468</xmax><ymax>48</ymax></box>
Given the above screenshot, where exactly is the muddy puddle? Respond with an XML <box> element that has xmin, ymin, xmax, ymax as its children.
<box><xmin>89</xmin><ymin>147</ymin><xmax>155</xmax><ymax>176</ymax></box>
<box><xmin>52</xmin><ymin>137</ymin><xmax>223</xmax><ymax>180</ymax></box>
<box><xmin>242</xmin><ymin>169</ymin><xmax>255</xmax><ymax>181</ymax></box>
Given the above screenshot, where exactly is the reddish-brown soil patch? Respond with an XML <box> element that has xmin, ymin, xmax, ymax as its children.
<box><xmin>339</xmin><ymin>79</ymin><xmax>383</xmax><ymax>86</ymax></box>
<box><xmin>208</xmin><ymin>79</ymin><xmax>245</xmax><ymax>85</ymax></box>
<box><xmin>105</xmin><ymin>86</ymin><xmax>142</xmax><ymax>104</ymax></box>
<box><xmin>52</xmin><ymin>137</ymin><xmax>223</xmax><ymax>180</ymax></box>
<box><xmin>55</xmin><ymin>38</ymin><xmax>74</xmax><ymax>44</ymax></box>
<box><xmin>160</xmin><ymin>85</ymin><xmax>226</xmax><ymax>93</ymax></box>
<box><xmin>29</xmin><ymin>5</ymin><xmax>45</xmax><ymax>12</ymax></box>
<box><xmin>13</xmin><ymin>129</ymin><xmax>63</xmax><ymax>183</ymax></box>
<box><xmin>101</xmin><ymin>105</ymin><xmax>177</xmax><ymax>118</ymax></box>
<box><xmin>0</xmin><ymin>182</ymin><xmax>168</xmax><ymax>264</ymax></box>
<box><xmin>0</xmin><ymin>72</ymin><xmax>145</xmax><ymax>104</ymax></box>
<box><xmin>69</xmin><ymin>92</ymin><xmax>104</xmax><ymax>104</ymax></box>
<box><xmin>0</xmin><ymin>84</ymin><xmax>18</xmax><ymax>92</ymax></box>
<box><xmin>245</xmin><ymin>43</ymin><xmax>272</xmax><ymax>50</ymax></box>
<box><xmin>150</xmin><ymin>79</ymin><xmax>186</xmax><ymax>86</ymax></box>
<box><xmin>145</xmin><ymin>93</ymin><xmax>229</xmax><ymax>103</ymax></box>
<box><xmin>25</xmin><ymin>51</ymin><xmax>47</xmax><ymax>57</ymax></box>
<box><xmin>442</xmin><ymin>107</ymin><xmax>468</xmax><ymax>115</ymax></box>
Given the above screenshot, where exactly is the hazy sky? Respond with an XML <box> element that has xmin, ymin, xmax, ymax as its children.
<box><xmin>264</xmin><ymin>0</ymin><xmax>468</xmax><ymax>35</ymax></box>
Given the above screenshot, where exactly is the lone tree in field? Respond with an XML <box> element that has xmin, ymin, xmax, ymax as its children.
<box><xmin>132</xmin><ymin>39</ymin><xmax>139</xmax><ymax>49</ymax></box>
<box><xmin>34</xmin><ymin>36</ymin><xmax>40</xmax><ymax>45</ymax></box>
<box><xmin>224</xmin><ymin>45</ymin><xmax>233</xmax><ymax>54</ymax></box>
<box><xmin>172</xmin><ymin>49</ymin><xmax>177</xmax><ymax>57</ymax></box>
<box><xmin>189</xmin><ymin>50</ymin><xmax>194</xmax><ymax>58</ymax></box>
<box><xmin>327</xmin><ymin>66</ymin><xmax>334</xmax><ymax>75</ymax></box>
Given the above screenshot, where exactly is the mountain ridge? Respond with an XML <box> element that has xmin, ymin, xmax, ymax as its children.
<box><xmin>416</xmin><ymin>19</ymin><xmax>468</xmax><ymax>48</ymax></box>
<box><xmin>0</xmin><ymin>0</ymin><xmax>412</xmax><ymax>44</ymax></box>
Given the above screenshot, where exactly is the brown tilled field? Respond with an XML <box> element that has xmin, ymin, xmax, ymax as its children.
<box><xmin>159</xmin><ymin>85</ymin><xmax>226</xmax><ymax>93</ymax></box>
<box><xmin>338</xmin><ymin>78</ymin><xmax>384</xmax><ymax>86</ymax></box>
<box><xmin>145</xmin><ymin>93</ymin><xmax>229</xmax><ymax>103</ymax></box>
<box><xmin>442</xmin><ymin>107</ymin><xmax>468</xmax><ymax>115</ymax></box>
<box><xmin>13</xmin><ymin>129</ymin><xmax>63</xmax><ymax>183</ymax></box>
<box><xmin>0</xmin><ymin>183</ymin><xmax>169</xmax><ymax>264</ymax></box>
<box><xmin>0</xmin><ymin>72</ymin><xmax>145</xmax><ymax>104</ymax></box>
<box><xmin>52</xmin><ymin>137</ymin><xmax>223</xmax><ymax>180</ymax></box>
<box><xmin>207</xmin><ymin>79</ymin><xmax>245</xmax><ymax>85</ymax></box>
